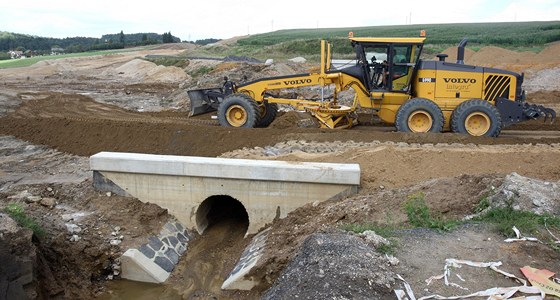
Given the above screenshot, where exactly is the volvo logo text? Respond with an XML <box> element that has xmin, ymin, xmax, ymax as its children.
<box><xmin>443</xmin><ymin>78</ymin><xmax>476</xmax><ymax>84</ymax></box>
<box><xmin>283</xmin><ymin>79</ymin><xmax>312</xmax><ymax>85</ymax></box>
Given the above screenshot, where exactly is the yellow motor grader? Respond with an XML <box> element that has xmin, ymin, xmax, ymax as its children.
<box><xmin>188</xmin><ymin>33</ymin><xmax>555</xmax><ymax>137</ymax></box>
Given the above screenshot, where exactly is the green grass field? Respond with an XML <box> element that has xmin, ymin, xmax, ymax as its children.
<box><xmin>0</xmin><ymin>46</ymin><xmax>154</xmax><ymax>69</ymax></box>
<box><xmin>227</xmin><ymin>21</ymin><xmax>560</xmax><ymax>58</ymax></box>
<box><xmin>239</xmin><ymin>21</ymin><xmax>560</xmax><ymax>46</ymax></box>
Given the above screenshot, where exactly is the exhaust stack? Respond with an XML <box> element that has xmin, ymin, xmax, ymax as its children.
<box><xmin>456</xmin><ymin>38</ymin><xmax>468</xmax><ymax>64</ymax></box>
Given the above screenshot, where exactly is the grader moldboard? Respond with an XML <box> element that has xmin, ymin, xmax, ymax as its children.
<box><xmin>187</xmin><ymin>32</ymin><xmax>555</xmax><ymax>137</ymax></box>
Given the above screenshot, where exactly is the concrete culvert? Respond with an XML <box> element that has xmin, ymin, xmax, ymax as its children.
<box><xmin>196</xmin><ymin>195</ymin><xmax>249</xmax><ymax>234</ymax></box>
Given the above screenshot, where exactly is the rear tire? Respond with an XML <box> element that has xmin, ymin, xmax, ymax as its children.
<box><xmin>395</xmin><ymin>98</ymin><xmax>444</xmax><ymax>133</ymax></box>
<box><xmin>257</xmin><ymin>102</ymin><xmax>278</xmax><ymax>127</ymax></box>
<box><xmin>451</xmin><ymin>99</ymin><xmax>502</xmax><ymax>137</ymax></box>
<box><xmin>217</xmin><ymin>94</ymin><xmax>260</xmax><ymax>128</ymax></box>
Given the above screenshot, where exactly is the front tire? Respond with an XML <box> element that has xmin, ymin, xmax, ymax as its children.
<box><xmin>257</xmin><ymin>102</ymin><xmax>278</xmax><ymax>127</ymax></box>
<box><xmin>217</xmin><ymin>94</ymin><xmax>260</xmax><ymax>128</ymax></box>
<box><xmin>451</xmin><ymin>99</ymin><xmax>502</xmax><ymax>137</ymax></box>
<box><xmin>395</xmin><ymin>98</ymin><xmax>444</xmax><ymax>133</ymax></box>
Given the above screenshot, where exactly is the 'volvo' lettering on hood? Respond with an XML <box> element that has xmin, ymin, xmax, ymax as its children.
<box><xmin>283</xmin><ymin>79</ymin><xmax>313</xmax><ymax>85</ymax></box>
<box><xmin>443</xmin><ymin>78</ymin><xmax>477</xmax><ymax>84</ymax></box>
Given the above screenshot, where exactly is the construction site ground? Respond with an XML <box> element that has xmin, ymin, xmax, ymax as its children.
<box><xmin>0</xmin><ymin>42</ymin><xmax>559</xmax><ymax>299</ymax></box>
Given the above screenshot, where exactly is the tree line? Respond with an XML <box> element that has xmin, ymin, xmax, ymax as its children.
<box><xmin>0</xmin><ymin>31</ymin><xmax>182</xmax><ymax>57</ymax></box>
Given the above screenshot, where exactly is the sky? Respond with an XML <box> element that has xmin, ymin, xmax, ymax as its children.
<box><xmin>1</xmin><ymin>0</ymin><xmax>559</xmax><ymax>41</ymax></box>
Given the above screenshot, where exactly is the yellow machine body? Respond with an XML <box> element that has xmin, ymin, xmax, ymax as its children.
<box><xmin>189</xmin><ymin>35</ymin><xmax>554</xmax><ymax>136</ymax></box>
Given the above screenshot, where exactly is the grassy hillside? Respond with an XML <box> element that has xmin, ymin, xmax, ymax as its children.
<box><xmin>240</xmin><ymin>21</ymin><xmax>560</xmax><ymax>46</ymax></box>
<box><xmin>216</xmin><ymin>21</ymin><xmax>560</xmax><ymax>59</ymax></box>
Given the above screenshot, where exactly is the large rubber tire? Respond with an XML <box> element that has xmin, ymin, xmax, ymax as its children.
<box><xmin>451</xmin><ymin>99</ymin><xmax>502</xmax><ymax>137</ymax></box>
<box><xmin>395</xmin><ymin>98</ymin><xmax>444</xmax><ymax>133</ymax></box>
<box><xmin>217</xmin><ymin>94</ymin><xmax>260</xmax><ymax>128</ymax></box>
<box><xmin>256</xmin><ymin>102</ymin><xmax>278</xmax><ymax>127</ymax></box>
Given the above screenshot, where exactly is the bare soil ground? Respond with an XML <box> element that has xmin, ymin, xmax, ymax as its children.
<box><xmin>0</xmin><ymin>44</ymin><xmax>559</xmax><ymax>299</ymax></box>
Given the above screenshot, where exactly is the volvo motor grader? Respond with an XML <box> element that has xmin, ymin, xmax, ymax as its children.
<box><xmin>187</xmin><ymin>33</ymin><xmax>555</xmax><ymax>137</ymax></box>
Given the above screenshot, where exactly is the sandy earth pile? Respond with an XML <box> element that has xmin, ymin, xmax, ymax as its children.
<box><xmin>113</xmin><ymin>59</ymin><xmax>188</xmax><ymax>83</ymax></box>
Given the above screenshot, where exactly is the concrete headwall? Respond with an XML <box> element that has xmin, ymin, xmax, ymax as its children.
<box><xmin>90</xmin><ymin>152</ymin><xmax>360</xmax><ymax>234</ymax></box>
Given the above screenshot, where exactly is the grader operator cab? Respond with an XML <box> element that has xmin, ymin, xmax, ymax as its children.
<box><xmin>188</xmin><ymin>33</ymin><xmax>555</xmax><ymax>137</ymax></box>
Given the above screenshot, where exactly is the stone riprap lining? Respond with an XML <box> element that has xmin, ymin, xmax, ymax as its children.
<box><xmin>121</xmin><ymin>221</ymin><xmax>191</xmax><ymax>283</ymax></box>
<box><xmin>222</xmin><ymin>227</ymin><xmax>270</xmax><ymax>290</ymax></box>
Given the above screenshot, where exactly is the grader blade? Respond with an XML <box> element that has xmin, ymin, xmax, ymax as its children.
<box><xmin>187</xmin><ymin>88</ymin><xmax>224</xmax><ymax>117</ymax></box>
<box><xmin>305</xmin><ymin>105</ymin><xmax>357</xmax><ymax>129</ymax></box>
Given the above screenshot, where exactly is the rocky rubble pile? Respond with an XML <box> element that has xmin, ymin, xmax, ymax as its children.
<box><xmin>482</xmin><ymin>172</ymin><xmax>560</xmax><ymax>215</ymax></box>
<box><xmin>262</xmin><ymin>232</ymin><xmax>395</xmax><ymax>299</ymax></box>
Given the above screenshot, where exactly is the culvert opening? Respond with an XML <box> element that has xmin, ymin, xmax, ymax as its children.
<box><xmin>196</xmin><ymin>195</ymin><xmax>249</xmax><ymax>235</ymax></box>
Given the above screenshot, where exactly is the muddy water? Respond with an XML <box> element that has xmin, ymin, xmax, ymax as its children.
<box><xmin>100</xmin><ymin>217</ymin><xmax>250</xmax><ymax>300</ymax></box>
<box><xmin>100</xmin><ymin>280</ymin><xmax>182</xmax><ymax>300</ymax></box>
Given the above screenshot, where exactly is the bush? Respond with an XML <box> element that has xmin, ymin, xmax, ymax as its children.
<box><xmin>188</xmin><ymin>66</ymin><xmax>214</xmax><ymax>78</ymax></box>
<box><xmin>3</xmin><ymin>203</ymin><xmax>44</xmax><ymax>237</ymax></box>
<box><xmin>404</xmin><ymin>192</ymin><xmax>459</xmax><ymax>231</ymax></box>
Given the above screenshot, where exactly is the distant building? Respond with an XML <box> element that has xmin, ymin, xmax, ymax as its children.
<box><xmin>51</xmin><ymin>47</ymin><xmax>64</xmax><ymax>55</ymax></box>
<box><xmin>8</xmin><ymin>50</ymin><xmax>23</xmax><ymax>59</ymax></box>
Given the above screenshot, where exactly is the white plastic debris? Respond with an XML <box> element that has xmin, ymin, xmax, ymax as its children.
<box><xmin>417</xmin><ymin>285</ymin><xmax>542</xmax><ymax>300</ymax></box>
<box><xmin>504</xmin><ymin>226</ymin><xmax>540</xmax><ymax>243</ymax></box>
<box><xmin>386</xmin><ymin>254</ymin><xmax>400</xmax><ymax>266</ymax></box>
<box><xmin>396</xmin><ymin>259</ymin><xmax>544</xmax><ymax>300</ymax></box>
<box><xmin>65</xmin><ymin>223</ymin><xmax>82</xmax><ymax>234</ymax></box>
<box><xmin>396</xmin><ymin>274</ymin><xmax>416</xmax><ymax>300</ymax></box>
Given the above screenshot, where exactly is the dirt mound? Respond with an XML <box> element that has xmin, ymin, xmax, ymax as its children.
<box><xmin>268</xmin><ymin>111</ymin><xmax>316</xmax><ymax>129</ymax></box>
<box><xmin>114</xmin><ymin>59</ymin><xmax>187</xmax><ymax>83</ymax></box>
<box><xmin>438</xmin><ymin>43</ymin><xmax>560</xmax><ymax>69</ymax></box>
<box><xmin>11</xmin><ymin>93</ymin><xmax>148</xmax><ymax>120</ymax></box>
<box><xmin>470</xmin><ymin>46</ymin><xmax>534</xmax><ymax>65</ymax></box>
<box><xmin>533</xmin><ymin>42</ymin><xmax>560</xmax><ymax>63</ymax></box>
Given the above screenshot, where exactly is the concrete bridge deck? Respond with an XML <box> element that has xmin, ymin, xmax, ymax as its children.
<box><xmin>90</xmin><ymin>152</ymin><xmax>360</xmax><ymax>235</ymax></box>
